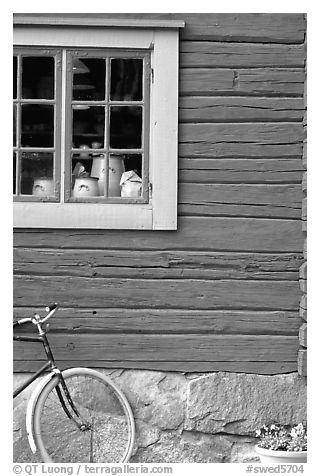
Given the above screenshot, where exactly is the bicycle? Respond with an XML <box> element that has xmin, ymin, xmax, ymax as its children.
<box><xmin>13</xmin><ymin>303</ymin><xmax>135</xmax><ymax>463</ymax></box>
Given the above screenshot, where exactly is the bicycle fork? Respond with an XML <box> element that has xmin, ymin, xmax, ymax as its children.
<box><xmin>55</xmin><ymin>372</ymin><xmax>92</xmax><ymax>431</ymax></box>
<box><xmin>39</xmin><ymin>330</ymin><xmax>91</xmax><ymax>432</ymax></box>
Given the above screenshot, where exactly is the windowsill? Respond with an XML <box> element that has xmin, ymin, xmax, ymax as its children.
<box><xmin>13</xmin><ymin>201</ymin><xmax>153</xmax><ymax>229</ymax></box>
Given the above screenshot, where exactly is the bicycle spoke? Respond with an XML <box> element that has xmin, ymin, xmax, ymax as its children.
<box><xmin>33</xmin><ymin>369</ymin><xmax>134</xmax><ymax>463</ymax></box>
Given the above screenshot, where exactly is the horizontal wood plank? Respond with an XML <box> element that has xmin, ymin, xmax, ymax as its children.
<box><xmin>180</xmin><ymin>42</ymin><xmax>305</xmax><ymax>68</ymax></box>
<box><xmin>12</xmin><ymin>359</ymin><xmax>298</xmax><ymax>374</ymax></box>
<box><xmin>13</xmin><ymin>359</ymin><xmax>297</xmax><ymax>375</ymax></box>
<box><xmin>179</xmin><ymin>123</ymin><xmax>303</xmax><ymax>158</ymax></box>
<box><xmin>13</xmin><ymin>217</ymin><xmax>304</xmax><ymax>252</ymax></box>
<box><xmin>177</xmin><ymin>13</ymin><xmax>306</xmax><ymax>43</ymax></box>
<box><xmin>46</xmin><ymin>13</ymin><xmax>305</xmax><ymax>43</ymax></box>
<box><xmin>13</xmin><ymin>334</ymin><xmax>299</xmax><ymax>362</ymax></box>
<box><xmin>179</xmin><ymin>158</ymin><xmax>304</xmax><ymax>184</ymax></box>
<box><xmin>179</xmin><ymin>97</ymin><xmax>305</xmax><ymax>122</ymax></box>
<box><xmin>13</xmin><ymin>275</ymin><xmax>301</xmax><ymax>310</ymax></box>
<box><xmin>13</xmin><ymin>249</ymin><xmax>303</xmax><ymax>281</ymax></box>
<box><xmin>179</xmin><ymin>69</ymin><xmax>304</xmax><ymax>97</ymax></box>
<box><xmin>13</xmin><ymin>308</ymin><xmax>300</xmax><ymax>335</ymax></box>
<box><xmin>178</xmin><ymin>183</ymin><xmax>302</xmax><ymax>218</ymax></box>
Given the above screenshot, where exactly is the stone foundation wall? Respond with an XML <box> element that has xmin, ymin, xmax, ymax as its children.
<box><xmin>13</xmin><ymin>370</ymin><xmax>307</xmax><ymax>463</ymax></box>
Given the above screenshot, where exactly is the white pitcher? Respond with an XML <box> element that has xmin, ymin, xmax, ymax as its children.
<box><xmin>91</xmin><ymin>155</ymin><xmax>124</xmax><ymax>196</ymax></box>
<box><xmin>72</xmin><ymin>177</ymin><xmax>99</xmax><ymax>198</ymax></box>
<box><xmin>32</xmin><ymin>178</ymin><xmax>54</xmax><ymax>197</ymax></box>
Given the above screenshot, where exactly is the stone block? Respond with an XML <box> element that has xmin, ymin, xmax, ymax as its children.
<box><xmin>185</xmin><ymin>372</ymin><xmax>306</xmax><ymax>435</ymax></box>
<box><xmin>114</xmin><ymin>370</ymin><xmax>187</xmax><ymax>430</ymax></box>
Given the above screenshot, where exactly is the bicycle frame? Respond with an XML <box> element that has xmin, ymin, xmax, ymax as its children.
<box><xmin>13</xmin><ymin>332</ymin><xmax>55</xmax><ymax>399</ymax></box>
<box><xmin>13</xmin><ymin>320</ymin><xmax>84</xmax><ymax>426</ymax></box>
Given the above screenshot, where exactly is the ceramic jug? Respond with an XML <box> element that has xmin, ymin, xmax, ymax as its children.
<box><xmin>32</xmin><ymin>178</ymin><xmax>54</xmax><ymax>197</ymax></box>
<box><xmin>91</xmin><ymin>155</ymin><xmax>124</xmax><ymax>196</ymax></box>
<box><xmin>72</xmin><ymin>177</ymin><xmax>99</xmax><ymax>198</ymax></box>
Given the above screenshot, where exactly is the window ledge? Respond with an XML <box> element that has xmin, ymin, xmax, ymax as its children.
<box><xmin>13</xmin><ymin>14</ymin><xmax>185</xmax><ymax>29</ymax></box>
<box><xmin>13</xmin><ymin>202</ymin><xmax>154</xmax><ymax>229</ymax></box>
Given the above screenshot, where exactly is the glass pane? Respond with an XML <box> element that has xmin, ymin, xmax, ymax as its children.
<box><xmin>13</xmin><ymin>104</ymin><xmax>17</xmax><ymax>146</ymax></box>
<box><xmin>110</xmin><ymin>106</ymin><xmax>142</xmax><ymax>149</ymax></box>
<box><xmin>22</xmin><ymin>57</ymin><xmax>54</xmax><ymax>99</ymax></box>
<box><xmin>122</xmin><ymin>154</ymin><xmax>143</xmax><ymax>179</ymax></box>
<box><xmin>72</xmin><ymin>106</ymin><xmax>105</xmax><ymax>148</ymax></box>
<box><xmin>71</xmin><ymin>154</ymin><xmax>100</xmax><ymax>198</ymax></box>
<box><xmin>13</xmin><ymin>56</ymin><xmax>17</xmax><ymax>99</ymax></box>
<box><xmin>72</xmin><ymin>58</ymin><xmax>106</xmax><ymax>101</ymax></box>
<box><xmin>110</xmin><ymin>59</ymin><xmax>143</xmax><ymax>101</ymax></box>
<box><xmin>108</xmin><ymin>155</ymin><xmax>125</xmax><ymax>197</ymax></box>
<box><xmin>89</xmin><ymin>153</ymin><xmax>107</xmax><ymax>196</ymax></box>
<box><xmin>13</xmin><ymin>153</ymin><xmax>17</xmax><ymax>194</ymax></box>
<box><xmin>21</xmin><ymin>152</ymin><xmax>54</xmax><ymax>196</ymax></box>
<box><xmin>21</xmin><ymin>105</ymin><xmax>54</xmax><ymax>147</ymax></box>
<box><xmin>119</xmin><ymin>154</ymin><xmax>143</xmax><ymax>198</ymax></box>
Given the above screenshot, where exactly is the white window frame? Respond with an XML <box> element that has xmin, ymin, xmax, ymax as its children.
<box><xmin>13</xmin><ymin>16</ymin><xmax>184</xmax><ymax>230</ymax></box>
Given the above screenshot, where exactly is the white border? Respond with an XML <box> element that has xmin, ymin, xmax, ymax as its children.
<box><xmin>13</xmin><ymin>21</ymin><xmax>180</xmax><ymax>229</ymax></box>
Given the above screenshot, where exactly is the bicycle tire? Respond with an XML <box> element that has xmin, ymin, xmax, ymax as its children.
<box><xmin>31</xmin><ymin>368</ymin><xmax>135</xmax><ymax>463</ymax></box>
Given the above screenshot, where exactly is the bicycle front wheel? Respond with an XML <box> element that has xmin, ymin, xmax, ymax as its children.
<box><xmin>32</xmin><ymin>368</ymin><xmax>135</xmax><ymax>463</ymax></box>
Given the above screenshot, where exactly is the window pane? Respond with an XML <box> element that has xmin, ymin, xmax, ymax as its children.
<box><xmin>87</xmin><ymin>153</ymin><xmax>106</xmax><ymax>196</ymax></box>
<box><xmin>13</xmin><ymin>56</ymin><xmax>17</xmax><ymax>99</ymax></box>
<box><xmin>110</xmin><ymin>106</ymin><xmax>142</xmax><ymax>149</ymax></box>
<box><xmin>107</xmin><ymin>155</ymin><xmax>125</xmax><ymax>197</ymax></box>
<box><xmin>21</xmin><ymin>105</ymin><xmax>54</xmax><ymax>147</ymax></box>
<box><xmin>122</xmin><ymin>154</ymin><xmax>143</xmax><ymax>179</ymax></box>
<box><xmin>71</xmin><ymin>153</ymin><xmax>125</xmax><ymax>198</ymax></box>
<box><xmin>71</xmin><ymin>153</ymin><xmax>100</xmax><ymax>198</ymax></box>
<box><xmin>21</xmin><ymin>152</ymin><xmax>54</xmax><ymax>196</ymax></box>
<box><xmin>119</xmin><ymin>154</ymin><xmax>143</xmax><ymax>198</ymax></box>
<box><xmin>72</xmin><ymin>58</ymin><xmax>106</xmax><ymax>101</ymax></box>
<box><xmin>22</xmin><ymin>57</ymin><xmax>54</xmax><ymax>99</ymax></box>
<box><xmin>110</xmin><ymin>59</ymin><xmax>143</xmax><ymax>101</ymax></box>
<box><xmin>72</xmin><ymin>106</ymin><xmax>105</xmax><ymax>147</ymax></box>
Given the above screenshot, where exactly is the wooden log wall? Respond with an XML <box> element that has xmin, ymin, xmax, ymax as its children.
<box><xmin>13</xmin><ymin>13</ymin><xmax>307</xmax><ymax>374</ymax></box>
<box><xmin>298</xmin><ymin>33</ymin><xmax>307</xmax><ymax>377</ymax></box>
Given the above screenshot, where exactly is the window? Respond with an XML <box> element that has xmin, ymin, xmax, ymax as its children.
<box><xmin>13</xmin><ymin>15</ymin><xmax>183</xmax><ymax>229</ymax></box>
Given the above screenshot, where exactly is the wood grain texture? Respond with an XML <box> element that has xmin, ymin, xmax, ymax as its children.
<box><xmin>176</xmin><ymin>13</ymin><xmax>306</xmax><ymax>43</ymax></box>
<box><xmin>179</xmin><ymin>69</ymin><xmax>304</xmax><ymax>97</ymax></box>
<box><xmin>12</xmin><ymin>360</ymin><xmax>298</xmax><ymax>375</ymax></box>
<box><xmin>37</xmin><ymin>13</ymin><xmax>305</xmax><ymax>43</ymax></box>
<box><xmin>13</xmin><ymin>275</ymin><xmax>301</xmax><ymax>310</ymax></box>
<box><xmin>179</xmin><ymin>158</ymin><xmax>304</xmax><ymax>184</ymax></box>
<box><xmin>178</xmin><ymin>183</ymin><xmax>302</xmax><ymax>218</ymax></box>
<box><xmin>180</xmin><ymin>42</ymin><xmax>305</xmax><ymax>68</ymax></box>
<box><xmin>13</xmin><ymin>11</ymin><xmax>306</xmax><ymax>374</ymax></box>
<box><xmin>13</xmin><ymin>217</ymin><xmax>304</xmax><ymax>252</ymax></box>
<box><xmin>13</xmin><ymin>308</ymin><xmax>300</xmax><ymax>335</ymax></box>
<box><xmin>179</xmin><ymin>123</ymin><xmax>303</xmax><ymax>158</ymax></box>
<box><xmin>179</xmin><ymin>97</ymin><xmax>305</xmax><ymax>122</ymax></box>
<box><xmin>13</xmin><ymin>333</ymin><xmax>299</xmax><ymax>362</ymax></box>
<box><xmin>13</xmin><ymin>249</ymin><xmax>303</xmax><ymax>281</ymax></box>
